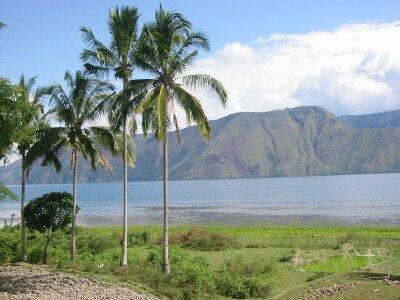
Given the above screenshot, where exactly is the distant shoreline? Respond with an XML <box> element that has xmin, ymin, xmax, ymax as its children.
<box><xmin>3</xmin><ymin>171</ymin><xmax>400</xmax><ymax>186</ymax></box>
<box><xmin>2</xmin><ymin>214</ymin><xmax>399</xmax><ymax>228</ymax></box>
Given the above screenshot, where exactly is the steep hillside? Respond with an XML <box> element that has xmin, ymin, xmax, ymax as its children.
<box><xmin>339</xmin><ymin>109</ymin><xmax>400</xmax><ymax>129</ymax></box>
<box><xmin>2</xmin><ymin>106</ymin><xmax>400</xmax><ymax>184</ymax></box>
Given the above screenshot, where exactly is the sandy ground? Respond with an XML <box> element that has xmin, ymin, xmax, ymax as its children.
<box><xmin>0</xmin><ymin>265</ymin><xmax>152</xmax><ymax>300</ymax></box>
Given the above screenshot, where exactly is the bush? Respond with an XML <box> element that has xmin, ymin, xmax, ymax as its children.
<box><xmin>165</xmin><ymin>228</ymin><xmax>238</xmax><ymax>251</ymax></box>
<box><xmin>50</xmin><ymin>247</ymin><xmax>71</xmax><ymax>268</ymax></box>
<box><xmin>128</xmin><ymin>231</ymin><xmax>151</xmax><ymax>246</ymax></box>
<box><xmin>0</xmin><ymin>231</ymin><xmax>19</xmax><ymax>263</ymax></box>
<box><xmin>216</xmin><ymin>257</ymin><xmax>273</xmax><ymax>298</ymax></box>
<box><xmin>28</xmin><ymin>245</ymin><xmax>44</xmax><ymax>264</ymax></box>
<box><xmin>278</xmin><ymin>254</ymin><xmax>292</xmax><ymax>262</ymax></box>
<box><xmin>173</xmin><ymin>256</ymin><xmax>216</xmax><ymax>296</ymax></box>
<box><xmin>77</xmin><ymin>231</ymin><xmax>118</xmax><ymax>254</ymax></box>
<box><xmin>147</xmin><ymin>246</ymin><xmax>189</xmax><ymax>266</ymax></box>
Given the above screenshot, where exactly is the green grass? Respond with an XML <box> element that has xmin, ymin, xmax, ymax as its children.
<box><xmin>304</xmin><ymin>255</ymin><xmax>386</xmax><ymax>273</ymax></box>
<box><xmin>1</xmin><ymin>225</ymin><xmax>399</xmax><ymax>299</ymax></box>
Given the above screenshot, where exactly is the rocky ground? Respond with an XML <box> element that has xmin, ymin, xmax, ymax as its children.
<box><xmin>0</xmin><ymin>265</ymin><xmax>152</xmax><ymax>300</ymax></box>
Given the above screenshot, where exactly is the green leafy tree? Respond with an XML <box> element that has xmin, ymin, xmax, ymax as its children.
<box><xmin>0</xmin><ymin>77</ymin><xmax>30</xmax><ymax>161</ymax></box>
<box><xmin>137</xmin><ymin>7</ymin><xmax>227</xmax><ymax>273</ymax></box>
<box><xmin>16</xmin><ymin>75</ymin><xmax>52</xmax><ymax>261</ymax></box>
<box><xmin>0</xmin><ymin>77</ymin><xmax>30</xmax><ymax>202</ymax></box>
<box><xmin>26</xmin><ymin>70</ymin><xmax>119</xmax><ymax>262</ymax></box>
<box><xmin>80</xmin><ymin>6</ymin><xmax>141</xmax><ymax>266</ymax></box>
<box><xmin>24</xmin><ymin>192</ymin><xmax>75</xmax><ymax>264</ymax></box>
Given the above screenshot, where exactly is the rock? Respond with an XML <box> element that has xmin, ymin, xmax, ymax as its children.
<box><xmin>0</xmin><ymin>266</ymin><xmax>151</xmax><ymax>300</ymax></box>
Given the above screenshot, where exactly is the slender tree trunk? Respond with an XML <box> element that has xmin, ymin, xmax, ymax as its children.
<box><xmin>120</xmin><ymin>117</ymin><xmax>128</xmax><ymax>267</ymax></box>
<box><xmin>162</xmin><ymin>133</ymin><xmax>170</xmax><ymax>274</ymax></box>
<box><xmin>71</xmin><ymin>149</ymin><xmax>78</xmax><ymax>263</ymax></box>
<box><xmin>43</xmin><ymin>229</ymin><xmax>52</xmax><ymax>264</ymax></box>
<box><xmin>20</xmin><ymin>154</ymin><xmax>27</xmax><ymax>262</ymax></box>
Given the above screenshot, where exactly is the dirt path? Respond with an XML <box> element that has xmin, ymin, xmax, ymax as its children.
<box><xmin>0</xmin><ymin>265</ymin><xmax>152</xmax><ymax>300</ymax></box>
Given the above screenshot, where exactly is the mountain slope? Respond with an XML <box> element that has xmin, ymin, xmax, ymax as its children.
<box><xmin>2</xmin><ymin>106</ymin><xmax>400</xmax><ymax>184</ymax></box>
<box><xmin>339</xmin><ymin>109</ymin><xmax>400</xmax><ymax>129</ymax></box>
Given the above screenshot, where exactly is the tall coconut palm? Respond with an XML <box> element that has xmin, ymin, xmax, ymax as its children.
<box><xmin>26</xmin><ymin>70</ymin><xmax>119</xmax><ymax>262</ymax></box>
<box><xmin>80</xmin><ymin>6</ymin><xmax>141</xmax><ymax>266</ymax></box>
<box><xmin>135</xmin><ymin>7</ymin><xmax>227</xmax><ymax>274</ymax></box>
<box><xmin>16</xmin><ymin>75</ymin><xmax>52</xmax><ymax>261</ymax></box>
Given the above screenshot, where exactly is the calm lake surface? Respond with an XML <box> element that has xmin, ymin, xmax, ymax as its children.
<box><xmin>1</xmin><ymin>173</ymin><xmax>400</xmax><ymax>225</ymax></box>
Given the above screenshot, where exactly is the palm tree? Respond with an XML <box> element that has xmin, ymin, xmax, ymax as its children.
<box><xmin>80</xmin><ymin>6</ymin><xmax>141</xmax><ymax>266</ymax></box>
<box><xmin>26</xmin><ymin>70</ymin><xmax>119</xmax><ymax>262</ymax></box>
<box><xmin>136</xmin><ymin>7</ymin><xmax>227</xmax><ymax>274</ymax></box>
<box><xmin>0</xmin><ymin>184</ymin><xmax>17</xmax><ymax>201</ymax></box>
<box><xmin>16</xmin><ymin>75</ymin><xmax>52</xmax><ymax>261</ymax></box>
<box><xmin>0</xmin><ymin>22</ymin><xmax>5</xmax><ymax>31</ymax></box>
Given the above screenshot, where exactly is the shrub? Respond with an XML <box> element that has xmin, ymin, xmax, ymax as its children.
<box><xmin>278</xmin><ymin>254</ymin><xmax>292</xmax><ymax>262</ymax></box>
<box><xmin>77</xmin><ymin>231</ymin><xmax>118</xmax><ymax>254</ymax></box>
<box><xmin>165</xmin><ymin>228</ymin><xmax>238</xmax><ymax>251</ymax></box>
<box><xmin>28</xmin><ymin>245</ymin><xmax>44</xmax><ymax>264</ymax></box>
<box><xmin>146</xmin><ymin>247</ymin><xmax>216</xmax><ymax>297</ymax></box>
<box><xmin>147</xmin><ymin>246</ymin><xmax>189</xmax><ymax>266</ymax></box>
<box><xmin>216</xmin><ymin>257</ymin><xmax>273</xmax><ymax>298</ymax></box>
<box><xmin>50</xmin><ymin>247</ymin><xmax>71</xmax><ymax>268</ymax></box>
<box><xmin>172</xmin><ymin>256</ymin><xmax>216</xmax><ymax>296</ymax></box>
<box><xmin>0</xmin><ymin>232</ymin><xmax>19</xmax><ymax>263</ymax></box>
<box><xmin>128</xmin><ymin>231</ymin><xmax>152</xmax><ymax>246</ymax></box>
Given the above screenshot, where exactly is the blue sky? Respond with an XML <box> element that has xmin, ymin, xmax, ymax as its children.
<box><xmin>2</xmin><ymin>0</ymin><xmax>400</xmax><ymax>117</ymax></box>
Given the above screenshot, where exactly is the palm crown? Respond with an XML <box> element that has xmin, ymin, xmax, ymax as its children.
<box><xmin>135</xmin><ymin>7</ymin><xmax>227</xmax><ymax>139</ymax></box>
<box><xmin>81</xmin><ymin>6</ymin><xmax>139</xmax><ymax>81</ymax></box>
<box><xmin>26</xmin><ymin>70</ymin><xmax>118</xmax><ymax>171</ymax></box>
<box><xmin>16</xmin><ymin>75</ymin><xmax>51</xmax><ymax>155</ymax></box>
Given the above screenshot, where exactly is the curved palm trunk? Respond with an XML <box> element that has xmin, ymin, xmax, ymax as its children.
<box><xmin>20</xmin><ymin>154</ymin><xmax>27</xmax><ymax>262</ymax></box>
<box><xmin>163</xmin><ymin>134</ymin><xmax>170</xmax><ymax>274</ymax></box>
<box><xmin>71</xmin><ymin>149</ymin><xmax>78</xmax><ymax>262</ymax></box>
<box><xmin>120</xmin><ymin>117</ymin><xmax>128</xmax><ymax>267</ymax></box>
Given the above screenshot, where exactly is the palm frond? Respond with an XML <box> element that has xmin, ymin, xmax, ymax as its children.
<box><xmin>181</xmin><ymin>74</ymin><xmax>227</xmax><ymax>106</ymax></box>
<box><xmin>89</xmin><ymin>126</ymin><xmax>118</xmax><ymax>156</ymax></box>
<box><xmin>172</xmin><ymin>85</ymin><xmax>211</xmax><ymax>138</ymax></box>
<box><xmin>141</xmin><ymin>90</ymin><xmax>159</xmax><ymax>137</ymax></box>
<box><xmin>0</xmin><ymin>183</ymin><xmax>17</xmax><ymax>201</ymax></box>
<box><xmin>25</xmin><ymin>127</ymin><xmax>68</xmax><ymax>172</ymax></box>
<box><xmin>83</xmin><ymin>63</ymin><xmax>111</xmax><ymax>77</ymax></box>
<box><xmin>108</xmin><ymin>6</ymin><xmax>140</xmax><ymax>62</ymax></box>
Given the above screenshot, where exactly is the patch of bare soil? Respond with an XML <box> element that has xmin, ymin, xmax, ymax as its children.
<box><xmin>300</xmin><ymin>282</ymin><xmax>359</xmax><ymax>299</ymax></box>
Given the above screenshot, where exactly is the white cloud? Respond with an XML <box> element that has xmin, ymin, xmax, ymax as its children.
<box><xmin>187</xmin><ymin>21</ymin><xmax>400</xmax><ymax>120</ymax></box>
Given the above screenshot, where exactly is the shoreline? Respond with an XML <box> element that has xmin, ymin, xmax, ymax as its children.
<box><xmin>2</xmin><ymin>213</ymin><xmax>399</xmax><ymax>228</ymax></box>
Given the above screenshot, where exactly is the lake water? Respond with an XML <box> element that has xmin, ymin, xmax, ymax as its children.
<box><xmin>1</xmin><ymin>173</ymin><xmax>400</xmax><ymax>226</ymax></box>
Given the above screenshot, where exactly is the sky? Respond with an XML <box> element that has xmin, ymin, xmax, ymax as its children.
<box><xmin>2</xmin><ymin>0</ymin><xmax>400</xmax><ymax>121</ymax></box>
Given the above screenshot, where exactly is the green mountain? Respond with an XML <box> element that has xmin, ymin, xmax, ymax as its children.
<box><xmin>2</xmin><ymin>106</ymin><xmax>400</xmax><ymax>184</ymax></box>
<box><xmin>339</xmin><ymin>109</ymin><xmax>400</xmax><ymax>129</ymax></box>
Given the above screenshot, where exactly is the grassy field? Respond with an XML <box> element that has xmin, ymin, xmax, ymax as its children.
<box><xmin>1</xmin><ymin>225</ymin><xmax>399</xmax><ymax>299</ymax></box>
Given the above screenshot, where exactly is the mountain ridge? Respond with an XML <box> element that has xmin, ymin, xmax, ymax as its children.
<box><xmin>2</xmin><ymin>105</ymin><xmax>400</xmax><ymax>184</ymax></box>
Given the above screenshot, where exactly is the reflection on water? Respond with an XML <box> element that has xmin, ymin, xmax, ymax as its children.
<box><xmin>1</xmin><ymin>173</ymin><xmax>400</xmax><ymax>225</ymax></box>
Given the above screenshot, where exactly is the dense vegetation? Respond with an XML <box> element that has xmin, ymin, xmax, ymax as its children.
<box><xmin>0</xmin><ymin>225</ymin><xmax>399</xmax><ymax>299</ymax></box>
<box><xmin>0</xmin><ymin>5</ymin><xmax>226</xmax><ymax>274</ymax></box>
<box><xmin>24</xmin><ymin>192</ymin><xmax>74</xmax><ymax>264</ymax></box>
